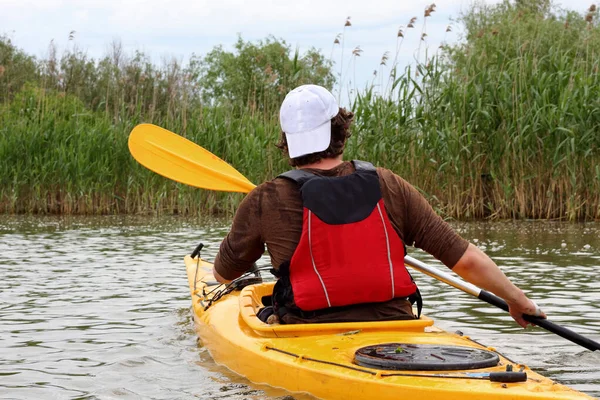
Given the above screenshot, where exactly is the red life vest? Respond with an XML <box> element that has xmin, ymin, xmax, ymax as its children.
<box><xmin>278</xmin><ymin>160</ymin><xmax>418</xmax><ymax>312</ymax></box>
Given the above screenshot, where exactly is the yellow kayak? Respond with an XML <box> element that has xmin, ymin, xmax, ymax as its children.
<box><xmin>185</xmin><ymin>255</ymin><xmax>593</xmax><ymax>400</ymax></box>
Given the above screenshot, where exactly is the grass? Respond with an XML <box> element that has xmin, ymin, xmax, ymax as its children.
<box><xmin>0</xmin><ymin>1</ymin><xmax>599</xmax><ymax>220</ymax></box>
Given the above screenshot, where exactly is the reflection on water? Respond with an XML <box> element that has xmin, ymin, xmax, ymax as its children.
<box><xmin>0</xmin><ymin>216</ymin><xmax>599</xmax><ymax>399</ymax></box>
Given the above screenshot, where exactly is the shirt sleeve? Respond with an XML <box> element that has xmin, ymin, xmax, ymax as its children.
<box><xmin>378</xmin><ymin>168</ymin><xmax>469</xmax><ymax>269</ymax></box>
<box><xmin>214</xmin><ymin>186</ymin><xmax>266</xmax><ymax>280</ymax></box>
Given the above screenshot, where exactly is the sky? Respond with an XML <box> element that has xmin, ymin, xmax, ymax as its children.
<box><xmin>0</xmin><ymin>0</ymin><xmax>595</xmax><ymax>101</ymax></box>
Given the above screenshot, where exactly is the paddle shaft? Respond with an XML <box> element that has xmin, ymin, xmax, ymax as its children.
<box><xmin>404</xmin><ymin>256</ymin><xmax>600</xmax><ymax>351</ymax></box>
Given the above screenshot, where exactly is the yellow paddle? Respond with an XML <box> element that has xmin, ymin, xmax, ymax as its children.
<box><xmin>127</xmin><ymin>124</ymin><xmax>600</xmax><ymax>352</ymax></box>
<box><xmin>128</xmin><ymin>123</ymin><xmax>256</xmax><ymax>193</ymax></box>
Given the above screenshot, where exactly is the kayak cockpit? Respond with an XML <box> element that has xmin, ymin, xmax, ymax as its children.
<box><xmin>238</xmin><ymin>282</ymin><xmax>435</xmax><ymax>338</ymax></box>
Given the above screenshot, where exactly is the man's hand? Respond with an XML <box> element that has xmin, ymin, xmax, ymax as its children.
<box><xmin>506</xmin><ymin>291</ymin><xmax>547</xmax><ymax>328</ymax></box>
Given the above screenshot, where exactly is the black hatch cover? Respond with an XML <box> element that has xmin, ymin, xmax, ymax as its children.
<box><xmin>354</xmin><ymin>343</ymin><xmax>500</xmax><ymax>371</ymax></box>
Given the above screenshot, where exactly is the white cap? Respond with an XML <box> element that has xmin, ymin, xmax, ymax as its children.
<box><xmin>279</xmin><ymin>84</ymin><xmax>339</xmax><ymax>158</ymax></box>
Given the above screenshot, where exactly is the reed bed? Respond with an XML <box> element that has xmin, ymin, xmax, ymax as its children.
<box><xmin>1</xmin><ymin>1</ymin><xmax>599</xmax><ymax>220</ymax></box>
<box><xmin>350</xmin><ymin>1</ymin><xmax>600</xmax><ymax>220</ymax></box>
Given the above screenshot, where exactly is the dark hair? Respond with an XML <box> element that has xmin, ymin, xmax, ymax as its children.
<box><xmin>276</xmin><ymin>107</ymin><xmax>354</xmax><ymax>167</ymax></box>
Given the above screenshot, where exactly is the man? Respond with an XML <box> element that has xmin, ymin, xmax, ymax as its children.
<box><xmin>214</xmin><ymin>84</ymin><xmax>545</xmax><ymax>327</ymax></box>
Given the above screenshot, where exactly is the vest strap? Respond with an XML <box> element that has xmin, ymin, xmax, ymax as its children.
<box><xmin>278</xmin><ymin>160</ymin><xmax>376</xmax><ymax>187</ymax></box>
<box><xmin>409</xmin><ymin>288</ymin><xmax>423</xmax><ymax>319</ymax></box>
<box><xmin>352</xmin><ymin>160</ymin><xmax>376</xmax><ymax>172</ymax></box>
<box><xmin>278</xmin><ymin>169</ymin><xmax>315</xmax><ymax>187</ymax></box>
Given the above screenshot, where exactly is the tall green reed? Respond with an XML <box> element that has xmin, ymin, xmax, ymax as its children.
<box><xmin>0</xmin><ymin>35</ymin><xmax>325</xmax><ymax>215</ymax></box>
<box><xmin>1</xmin><ymin>1</ymin><xmax>599</xmax><ymax>220</ymax></box>
<box><xmin>350</xmin><ymin>1</ymin><xmax>600</xmax><ymax>220</ymax></box>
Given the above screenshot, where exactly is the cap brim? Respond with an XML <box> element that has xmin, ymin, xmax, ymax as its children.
<box><xmin>285</xmin><ymin>120</ymin><xmax>331</xmax><ymax>158</ymax></box>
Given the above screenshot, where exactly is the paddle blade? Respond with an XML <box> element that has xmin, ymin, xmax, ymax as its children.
<box><xmin>128</xmin><ymin>124</ymin><xmax>256</xmax><ymax>193</ymax></box>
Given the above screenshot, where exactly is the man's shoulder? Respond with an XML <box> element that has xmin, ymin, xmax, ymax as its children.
<box><xmin>373</xmin><ymin>166</ymin><xmax>421</xmax><ymax>202</ymax></box>
<box><xmin>237</xmin><ymin>176</ymin><xmax>301</xmax><ymax>220</ymax></box>
<box><xmin>246</xmin><ymin>175</ymin><xmax>298</xmax><ymax>197</ymax></box>
<box><xmin>375</xmin><ymin>166</ymin><xmax>408</xmax><ymax>185</ymax></box>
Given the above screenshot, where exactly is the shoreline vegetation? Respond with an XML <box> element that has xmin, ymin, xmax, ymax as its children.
<box><xmin>1</xmin><ymin>0</ymin><xmax>599</xmax><ymax>220</ymax></box>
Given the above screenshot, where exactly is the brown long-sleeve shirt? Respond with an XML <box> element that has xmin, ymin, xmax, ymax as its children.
<box><xmin>215</xmin><ymin>161</ymin><xmax>469</xmax><ymax>280</ymax></box>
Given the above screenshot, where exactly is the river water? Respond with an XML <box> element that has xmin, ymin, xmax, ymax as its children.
<box><xmin>1</xmin><ymin>216</ymin><xmax>599</xmax><ymax>399</ymax></box>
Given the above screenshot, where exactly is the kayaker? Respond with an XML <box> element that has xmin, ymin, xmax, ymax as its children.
<box><xmin>213</xmin><ymin>84</ymin><xmax>546</xmax><ymax>327</ymax></box>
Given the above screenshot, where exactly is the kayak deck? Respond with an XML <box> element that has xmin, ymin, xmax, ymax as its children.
<box><xmin>185</xmin><ymin>255</ymin><xmax>593</xmax><ymax>400</ymax></box>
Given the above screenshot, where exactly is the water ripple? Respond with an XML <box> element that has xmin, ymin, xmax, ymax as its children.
<box><xmin>1</xmin><ymin>217</ymin><xmax>599</xmax><ymax>399</ymax></box>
